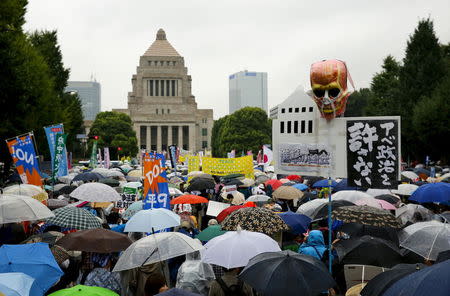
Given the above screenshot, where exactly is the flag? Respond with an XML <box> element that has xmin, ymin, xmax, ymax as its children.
<box><xmin>104</xmin><ymin>147</ymin><xmax>110</xmax><ymax>169</ymax></box>
<box><xmin>263</xmin><ymin>145</ymin><xmax>273</xmax><ymax>167</ymax></box>
<box><xmin>6</xmin><ymin>134</ymin><xmax>42</xmax><ymax>186</ymax></box>
<box><xmin>143</xmin><ymin>152</ymin><xmax>170</xmax><ymax>209</ymax></box>
<box><xmin>89</xmin><ymin>140</ymin><xmax>98</xmax><ymax>168</ymax></box>
<box><xmin>257</xmin><ymin>150</ymin><xmax>263</xmax><ymax>164</ymax></box>
<box><xmin>168</xmin><ymin>145</ymin><xmax>177</xmax><ymax>170</ymax></box>
<box><xmin>97</xmin><ymin>148</ymin><xmax>103</xmax><ymax>168</ymax></box>
<box><xmin>52</xmin><ymin>134</ymin><xmax>67</xmax><ymax>181</ymax></box>
<box><xmin>44</xmin><ymin>124</ymin><xmax>68</xmax><ymax>177</ymax></box>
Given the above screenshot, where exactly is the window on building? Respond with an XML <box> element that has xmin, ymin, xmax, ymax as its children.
<box><xmin>295</xmin><ymin>107</ymin><xmax>299</xmax><ymax>113</ymax></box>
<box><xmin>160</xmin><ymin>61</ymin><xmax>164</xmax><ymax>66</ymax></box>
<box><xmin>280</xmin><ymin>121</ymin><xmax>285</xmax><ymax>133</ymax></box>
<box><xmin>172</xmin><ymin>61</ymin><xmax>176</xmax><ymax>66</ymax></box>
<box><xmin>294</xmin><ymin>121</ymin><xmax>298</xmax><ymax>133</ymax></box>
<box><xmin>281</xmin><ymin>108</ymin><xmax>285</xmax><ymax>113</ymax></box>
<box><xmin>148</xmin><ymin>61</ymin><xmax>152</xmax><ymax>66</ymax></box>
<box><xmin>150</xmin><ymin>80</ymin><xmax>154</xmax><ymax>96</ymax></box>
<box><xmin>166</xmin><ymin>80</ymin><xmax>170</xmax><ymax>96</ymax></box>
<box><xmin>167</xmin><ymin>109</ymin><xmax>170</xmax><ymax>114</ymax></box>
<box><xmin>308</xmin><ymin>120</ymin><xmax>313</xmax><ymax>133</ymax></box>
<box><xmin>202</xmin><ymin>128</ymin><xmax>207</xmax><ymax>136</ymax></box>
<box><xmin>287</xmin><ymin>121</ymin><xmax>292</xmax><ymax>133</ymax></box>
<box><xmin>155</xmin><ymin>80</ymin><xmax>159</xmax><ymax>96</ymax></box>
<box><xmin>289</xmin><ymin>108</ymin><xmax>293</xmax><ymax>113</ymax></box>
<box><xmin>302</xmin><ymin>107</ymin><xmax>306</xmax><ymax>112</ymax></box>
<box><xmin>161</xmin><ymin>80</ymin><xmax>165</xmax><ymax>96</ymax></box>
<box><xmin>166</xmin><ymin>61</ymin><xmax>170</xmax><ymax>66</ymax></box>
<box><xmin>309</xmin><ymin>107</ymin><xmax>314</xmax><ymax>112</ymax></box>
<box><xmin>202</xmin><ymin>141</ymin><xmax>208</xmax><ymax>148</ymax></box>
<box><xmin>156</xmin><ymin>108</ymin><xmax>158</xmax><ymax>114</ymax></box>
<box><xmin>301</xmin><ymin>120</ymin><xmax>305</xmax><ymax>133</ymax></box>
<box><xmin>162</xmin><ymin>109</ymin><xmax>165</xmax><ymax>114</ymax></box>
<box><xmin>171</xmin><ymin>80</ymin><xmax>176</xmax><ymax>96</ymax></box>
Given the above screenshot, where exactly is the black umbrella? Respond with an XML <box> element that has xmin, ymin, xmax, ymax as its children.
<box><xmin>360</xmin><ymin>263</ymin><xmax>426</xmax><ymax>296</ymax></box>
<box><xmin>311</xmin><ymin>200</ymin><xmax>355</xmax><ymax>220</ymax></box>
<box><xmin>186</xmin><ymin>178</ymin><xmax>215</xmax><ymax>192</ymax></box>
<box><xmin>72</xmin><ymin>172</ymin><xmax>104</xmax><ymax>182</ymax></box>
<box><xmin>222</xmin><ymin>173</ymin><xmax>245</xmax><ymax>180</ymax></box>
<box><xmin>299</xmin><ymin>192</ymin><xmax>318</xmax><ymax>203</ymax></box>
<box><xmin>222</xmin><ymin>178</ymin><xmax>244</xmax><ymax>186</ymax></box>
<box><xmin>99</xmin><ymin>178</ymin><xmax>120</xmax><ymax>187</ymax></box>
<box><xmin>338</xmin><ymin>223</ymin><xmax>399</xmax><ymax>245</ymax></box>
<box><xmin>56</xmin><ymin>185</ymin><xmax>77</xmax><ymax>195</ymax></box>
<box><xmin>374</xmin><ymin>194</ymin><xmax>400</xmax><ymax>205</ymax></box>
<box><xmin>303</xmin><ymin>176</ymin><xmax>325</xmax><ymax>186</ymax></box>
<box><xmin>436</xmin><ymin>250</ymin><xmax>450</xmax><ymax>263</ymax></box>
<box><xmin>238</xmin><ymin>250</ymin><xmax>335</xmax><ymax>296</ymax></box>
<box><xmin>334</xmin><ymin>235</ymin><xmax>403</xmax><ymax>268</ymax></box>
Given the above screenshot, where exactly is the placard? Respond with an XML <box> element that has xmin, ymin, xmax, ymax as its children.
<box><xmin>279</xmin><ymin>143</ymin><xmax>331</xmax><ymax>172</ymax></box>
<box><xmin>206</xmin><ymin>201</ymin><xmax>231</xmax><ymax>217</ymax></box>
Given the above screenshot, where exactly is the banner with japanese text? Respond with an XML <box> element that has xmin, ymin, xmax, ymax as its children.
<box><xmin>202</xmin><ymin>156</ymin><xmax>254</xmax><ymax>178</ymax></box>
<box><xmin>6</xmin><ymin>134</ymin><xmax>42</xmax><ymax>186</ymax></box>
<box><xmin>116</xmin><ymin>186</ymin><xmax>140</xmax><ymax>210</ymax></box>
<box><xmin>44</xmin><ymin>124</ymin><xmax>68</xmax><ymax>177</ymax></box>
<box><xmin>143</xmin><ymin>152</ymin><xmax>170</xmax><ymax>209</ymax></box>
<box><xmin>279</xmin><ymin>143</ymin><xmax>331</xmax><ymax>172</ymax></box>
<box><xmin>346</xmin><ymin>119</ymin><xmax>399</xmax><ymax>188</ymax></box>
<box><xmin>187</xmin><ymin>155</ymin><xmax>200</xmax><ymax>181</ymax></box>
<box><xmin>52</xmin><ymin>134</ymin><xmax>67</xmax><ymax>181</ymax></box>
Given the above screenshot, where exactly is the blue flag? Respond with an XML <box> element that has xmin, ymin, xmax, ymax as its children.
<box><xmin>143</xmin><ymin>152</ymin><xmax>170</xmax><ymax>210</ymax></box>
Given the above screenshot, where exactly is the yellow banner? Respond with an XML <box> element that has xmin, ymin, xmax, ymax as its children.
<box><xmin>202</xmin><ymin>156</ymin><xmax>254</xmax><ymax>178</ymax></box>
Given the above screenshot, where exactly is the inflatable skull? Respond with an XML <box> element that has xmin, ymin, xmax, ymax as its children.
<box><xmin>310</xmin><ymin>59</ymin><xmax>352</xmax><ymax>120</ymax></box>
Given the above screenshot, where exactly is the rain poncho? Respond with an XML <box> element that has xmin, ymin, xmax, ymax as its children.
<box><xmin>298</xmin><ymin>230</ymin><xmax>327</xmax><ymax>260</ymax></box>
<box><xmin>176</xmin><ymin>252</ymin><xmax>215</xmax><ymax>295</ymax></box>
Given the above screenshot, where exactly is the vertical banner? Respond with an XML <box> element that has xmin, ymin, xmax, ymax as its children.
<box><xmin>6</xmin><ymin>134</ymin><xmax>42</xmax><ymax>186</ymax></box>
<box><xmin>97</xmin><ymin>148</ymin><xmax>103</xmax><ymax>168</ymax></box>
<box><xmin>169</xmin><ymin>145</ymin><xmax>177</xmax><ymax>170</ymax></box>
<box><xmin>346</xmin><ymin>119</ymin><xmax>399</xmax><ymax>189</ymax></box>
<box><xmin>52</xmin><ymin>134</ymin><xmax>67</xmax><ymax>181</ymax></box>
<box><xmin>104</xmin><ymin>147</ymin><xmax>110</xmax><ymax>169</ymax></box>
<box><xmin>143</xmin><ymin>152</ymin><xmax>170</xmax><ymax>209</ymax></box>
<box><xmin>44</xmin><ymin>124</ymin><xmax>68</xmax><ymax>177</ymax></box>
<box><xmin>89</xmin><ymin>140</ymin><xmax>98</xmax><ymax>168</ymax></box>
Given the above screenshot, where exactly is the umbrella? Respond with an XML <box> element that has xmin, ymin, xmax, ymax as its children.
<box><xmin>264</xmin><ymin>179</ymin><xmax>282</xmax><ymax>190</ymax></box>
<box><xmin>332</xmin><ymin>205</ymin><xmax>401</xmax><ymax>228</ymax></box>
<box><xmin>0</xmin><ymin>194</ymin><xmax>55</xmax><ymax>224</ymax></box>
<box><xmin>191</xmin><ymin>173</ymin><xmax>214</xmax><ymax>181</ymax></box>
<box><xmin>48</xmin><ymin>285</ymin><xmax>119</xmax><ymax>296</ymax></box>
<box><xmin>334</xmin><ymin>236</ymin><xmax>403</xmax><ymax>268</ymax></box>
<box><xmin>221</xmin><ymin>207</ymin><xmax>289</xmax><ymax>235</ymax></box>
<box><xmin>392</xmin><ymin>184</ymin><xmax>419</xmax><ymax>196</ymax></box>
<box><xmin>127</xmin><ymin>170</ymin><xmax>142</xmax><ymax>177</ymax></box>
<box><xmin>99</xmin><ymin>178</ymin><xmax>120</xmax><ymax>187</ymax></box>
<box><xmin>312</xmin><ymin>179</ymin><xmax>337</xmax><ymax>188</ymax></box>
<box><xmin>272</xmin><ymin>186</ymin><xmax>304</xmax><ymax>200</ymax></box>
<box><xmin>333</xmin><ymin>178</ymin><xmax>360</xmax><ymax>192</ymax></box>
<box><xmin>186</xmin><ymin>179</ymin><xmax>215</xmax><ymax>192</ymax></box>
<box><xmin>0</xmin><ymin>272</ymin><xmax>35</xmax><ymax>296</ymax></box>
<box><xmin>409</xmin><ymin>182</ymin><xmax>450</xmax><ymax>203</ymax></box>
<box><xmin>169</xmin><ymin>187</ymin><xmax>183</xmax><ymax>196</ymax></box>
<box><xmin>239</xmin><ymin>178</ymin><xmax>255</xmax><ymax>188</ymax></box>
<box><xmin>222</xmin><ymin>178</ymin><xmax>244</xmax><ymax>186</ymax></box>
<box><xmin>58</xmin><ymin>173</ymin><xmax>78</xmax><ymax>184</ymax></box>
<box><xmin>383</xmin><ymin>259</ymin><xmax>450</xmax><ymax>296</ymax></box>
<box><xmin>55</xmin><ymin>228</ymin><xmax>132</xmax><ymax>253</ymax></box>
<box><xmin>247</xmin><ymin>194</ymin><xmax>271</xmax><ymax>202</ymax></box>
<box><xmin>121</xmin><ymin>181</ymin><xmax>142</xmax><ymax>188</ymax></box>
<box><xmin>170</xmin><ymin>195</ymin><xmax>208</xmax><ymax>205</ymax></box>
<box><xmin>55</xmin><ymin>185</ymin><xmax>78</xmax><ymax>195</ymax></box>
<box><xmin>303</xmin><ymin>176</ymin><xmax>324</xmax><ymax>186</ymax></box>
<box><xmin>70</xmin><ymin>182</ymin><xmax>121</xmax><ymax>202</ymax></box>
<box><xmin>399</xmin><ymin>220</ymin><xmax>450</xmax><ymax>261</ymax></box>
<box><xmin>22</xmin><ymin>231</ymin><xmax>65</xmax><ymax>245</ymax></box>
<box><xmin>124</xmin><ymin>208</ymin><xmax>180</xmax><ymax>232</ymax></box>
<box><xmin>365</xmin><ymin>188</ymin><xmax>392</xmax><ymax>197</ymax></box>
<box><xmin>338</xmin><ymin>223</ymin><xmax>399</xmax><ymax>245</ymax></box>
<box><xmin>311</xmin><ymin>200</ymin><xmax>355</xmax><ymax>220</ymax></box>
<box><xmin>46</xmin><ymin>207</ymin><xmax>102</xmax><ymax>230</ymax></box>
<box><xmin>187</xmin><ymin>171</ymin><xmax>203</xmax><ymax>177</ymax></box>
<box><xmin>255</xmin><ymin>174</ymin><xmax>270</xmax><ymax>185</ymax></box>
<box><xmin>0</xmin><ymin>243</ymin><xmax>63</xmax><ymax>295</ymax></box>
<box><xmin>71</xmin><ymin>172</ymin><xmax>104</xmax><ymax>182</ymax></box>
<box><xmin>360</xmin><ymin>263</ymin><xmax>426</xmax><ymax>296</ymax></box>
<box><xmin>156</xmin><ymin>288</ymin><xmax>201</xmax><ymax>296</ymax></box>
<box><xmin>238</xmin><ymin>250</ymin><xmax>335</xmax><ymax>296</ymax></box>
<box><xmin>112</xmin><ymin>232</ymin><xmax>203</xmax><ymax>272</ymax></box>
<box><xmin>216</xmin><ymin>205</ymin><xmax>247</xmax><ymax>222</ymax></box>
<box><xmin>355</xmin><ymin>197</ymin><xmax>396</xmax><ymax>210</ymax></box>
<box><xmin>296</xmin><ymin>199</ymin><xmax>328</xmax><ymax>218</ymax></box>
<box><xmin>196</xmin><ymin>224</ymin><xmax>227</xmax><ymax>241</ymax></box>
<box><xmin>286</xmin><ymin>174</ymin><xmax>302</xmax><ymax>182</ymax></box>
<box><xmin>121</xmin><ymin>201</ymin><xmax>143</xmax><ymax>220</ymax></box>
<box><xmin>222</xmin><ymin>173</ymin><xmax>245</xmax><ymax>180</ymax></box>
<box><xmin>395</xmin><ymin>204</ymin><xmax>433</xmax><ymax>225</ymax></box>
<box><xmin>3</xmin><ymin>184</ymin><xmax>49</xmax><ymax>202</ymax></box>
<box><xmin>413</xmin><ymin>167</ymin><xmax>430</xmax><ymax>176</ymax></box>
<box><xmin>374</xmin><ymin>194</ymin><xmax>400</xmax><ymax>205</ymax></box>
<box><xmin>292</xmin><ymin>183</ymin><xmax>308</xmax><ymax>191</ymax></box>
<box><xmin>332</xmin><ymin>190</ymin><xmax>373</xmax><ymax>203</ymax></box>
<box><xmin>436</xmin><ymin>250</ymin><xmax>450</xmax><ymax>263</ymax></box>
<box><xmin>277</xmin><ymin>212</ymin><xmax>311</xmax><ymax>235</ymax></box>
<box><xmin>401</xmin><ymin>171</ymin><xmax>419</xmax><ymax>180</ymax></box>
<box><xmin>202</xmin><ymin>230</ymin><xmax>281</xmax><ymax>268</ymax></box>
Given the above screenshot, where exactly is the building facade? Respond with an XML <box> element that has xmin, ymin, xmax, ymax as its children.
<box><xmin>229</xmin><ymin>70</ymin><xmax>268</xmax><ymax>114</ymax></box>
<box><xmin>65</xmin><ymin>81</ymin><xmax>101</xmax><ymax>121</ymax></box>
<box><xmin>114</xmin><ymin>29</ymin><xmax>213</xmax><ymax>152</ymax></box>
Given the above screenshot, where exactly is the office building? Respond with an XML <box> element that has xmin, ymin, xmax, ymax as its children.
<box><xmin>229</xmin><ymin>70</ymin><xmax>268</xmax><ymax>114</ymax></box>
<box><xmin>65</xmin><ymin>81</ymin><xmax>101</xmax><ymax>121</ymax></box>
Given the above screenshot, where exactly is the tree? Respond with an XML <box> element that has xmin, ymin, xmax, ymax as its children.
<box><xmin>88</xmin><ymin>112</ymin><xmax>138</xmax><ymax>158</ymax></box>
<box><xmin>343</xmin><ymin>88</ymin><xmax>372</xmax><ymax>117</ymax></box>
<box><xmin>61</xmin><ymin>92</ymin><xmax>84</xmax><ymax>155</ymax></box>
<box><xmin>213</xmin><ymin>107</ymin><xmax>271</xmax><ymax>157</ymax></box>
<box><xmin>211</xmin><ymin>115</ymin><xmax>229</xmax><ymax>157</ymax></box>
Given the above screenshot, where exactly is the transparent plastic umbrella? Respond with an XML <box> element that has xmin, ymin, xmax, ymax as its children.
<box><xmin>0</xmin><ymin>194</ymin><xmax>55</xmax><ymax>224</ymax></box>
<box><xmin>124</xmin><ymin>208</ymin><xmax>180</xmax><ymax>232</ymax></box>
<box><xmin>399</xmin><ymin>221</ymin><xmax>450</xmax><ymax>260</ymax></box>
<box><xmin>70</xmin><ymin>182</ymin><xmax>121</xmax><ymax>202</ymax></box>
<box><xmin>296</xmin><ymin>199</ymin><xmax>328</xmax><ymax>218</ymax></box>
<box><xmin>332</xmin><ymin>190</ymin><xmax>373</xmax><ymax>203</ymax></box>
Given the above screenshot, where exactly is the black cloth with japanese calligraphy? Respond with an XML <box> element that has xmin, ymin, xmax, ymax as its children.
<box><xmin>221</xmin><ymin>207</ymin><xmax>289</xmax><ymax>235</ymax></box>
<box><xmin>332</xmin><ymin>205</ymin><xmax>402</xmax><ymax>228</ymax></box>
<box><xmin>333</xmin><ymin>235</ymin><xmax>403</xmax><ymax>268</ymax></box>
<box><xmin>311</xmin><ymin>200</ymin><xmax>355</xmax><ymax>221</ymax></box>
<box><xmin>346</xmin><ymin>119</ymin><xmax>399</xmax><ymax>189</ymax></box>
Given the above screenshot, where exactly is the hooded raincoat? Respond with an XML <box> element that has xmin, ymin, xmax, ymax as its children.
<box><xmin>298</xmin><ymin>230</ymin><xmax>327</xmax><ymax>260</ymax></box>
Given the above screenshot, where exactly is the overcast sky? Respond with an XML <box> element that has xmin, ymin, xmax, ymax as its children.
<box><xmin>24</xmin><ymin>0</ymin><xmax>450</xmax><ymax>119</ymax></box>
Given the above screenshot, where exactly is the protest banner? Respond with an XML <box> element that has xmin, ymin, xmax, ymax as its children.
<box><xmin>44</xmin><ymin>124</ymin><xmax>68</xmax><ymax>177</ymax></box>
<box><xmin>278</xmin><ymin>143</ymin><xmax>332</xmax><ymax>172</ymax></box>
<box><xmin>52</xmin><ymin>133</ymin><xmax>67</xmax><ymax>181</ymax></box>
<box><xmin>89</xmin><ymin>139</ymin><xmax>98</xmax><ymax>168</ymax></box>
<box><xmin>202</xmin><ymin>156</ymin><xmax>254</xmax><ymax>178</ymax></box>
<box><xmin>116</xmin><ymin>186</ymin><xmax>140</xmax><ymax>210</ymax></box>
<box><xmin>206</xmin><ymin>201</ymin><xmax>231</xmax><ymax>217</ymax></box>
<box><xmin>143</xmin><ymin>152</ymin><xmax>170</xmax><ymax>209</ymax></box>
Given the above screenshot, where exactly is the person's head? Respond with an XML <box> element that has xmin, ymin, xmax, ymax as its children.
<box><xmin>144</xmin><ymin>273</ymin><xmax>168</xmax><ymax>296</ymax></box>
<box><xmin>106</xmin><ymin>212</ymin><xmax>121</xmax><ymax>224</ymax></box>
<box><xmin>208</xmin><ymin>219</ymin><xmax>218</xmax><ymax>226</ymax></box>
<box><xmin>306</xmin><ymin>230</ymin><xmax>325</xmax><ymax>246</ymax></box>
<box><xmin>181</xmin><ymin>220</ymin><xmax>192</xmax><ymax>230</ymax></box>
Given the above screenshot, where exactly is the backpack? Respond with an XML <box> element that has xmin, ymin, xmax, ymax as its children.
<box><xmin>216</xmin><ymin>277</ymin><xmax>246</xmax><ymax>296</ymax></box>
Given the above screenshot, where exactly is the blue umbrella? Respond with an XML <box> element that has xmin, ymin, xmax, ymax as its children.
<box><xmin>409</xmin><ymin>182</ymin><xmax>450</xmax><ymax>204</ymax></box>
<box><xmin>0</xmin><ymin>243</ymin><xmax>63</xmax><ymax>296</ymax></box>
<box><xmin>333</xmin><ymin>178</ymin><xmax>361</xmax><ymax>192</ymax></box>
<box><xmin>383</xmin><ymin>259</ymin><xmax>450</xmax><ymax>296</ymax></box>
<box><xmin>312</xmin><ymin>179</ymin><xmax>337</xmax><ymax>188</ymax></box>
<box><xmin>277</xmin><ymin>211</ymin><xmax>311</xmax><ymax>235</ymax></box>
<box><xmin>292</xmin><ymin>183</ymin><xmax>308</xmax><ymax>191</ymax></box>
<box><xmin>0</xmin><ymin>272</ymin><xmax>35</xmax><ymax>296</ymax></box>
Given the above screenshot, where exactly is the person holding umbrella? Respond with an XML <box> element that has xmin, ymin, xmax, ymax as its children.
<box><xmin>298</xmin><ymin>230</ymin><xmax>327</xmax><ymax>260</ymax></box>
<box><xmin>208</xmin><ymin>267</ymin><xmax>254</xmax><ymax>296</ymax></box>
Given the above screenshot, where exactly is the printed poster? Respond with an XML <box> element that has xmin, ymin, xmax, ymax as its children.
<box><xmin>279</xmin><ymin>143</ymin><xmax>332</xmax><ymax>172</ymax></box>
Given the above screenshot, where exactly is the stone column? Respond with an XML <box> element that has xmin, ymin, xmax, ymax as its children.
<box><xmin>178</xmin><ymin>126</ymin><xmax>183</xmax><ymax>148</ymax></box>
<box><xmin>157</xmin><ymin>125</ymin><xmax>162</xmax><ymax>152</ymax></box>
<box><xmin>168</xmin><ymin>125</ymin><xmax>172</xmax><ymax>146</ymax></box>
<box><xmin>146</xmin><ymin>125</ymin><xmax>151</xmax><ymax>151</ymax></box>
<box><xmin>188</xmin><ymin>124</ymin><xmax>196</xmax><ymax>152</ymax></box>
<box><xmin>135</xmin><ymin>123</ymin><xmax>141</xmax><ymax>148</ymax></box>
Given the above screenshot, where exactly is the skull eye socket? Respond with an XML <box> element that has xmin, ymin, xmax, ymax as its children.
<box><xmin>313</xmin><ymin>89</ymin><xmax>325</xmax><ymax>98</ymax></box>
<box><xmin>328</xmin><ymin>88</ymin><xmax>340</xmax><ymax>98</ymax></box>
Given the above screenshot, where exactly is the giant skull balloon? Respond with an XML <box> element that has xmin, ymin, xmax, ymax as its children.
<box><xmin>310</xmin><ymin>59</ymin><xmax>353</xmax><ymax>120</ymax></box>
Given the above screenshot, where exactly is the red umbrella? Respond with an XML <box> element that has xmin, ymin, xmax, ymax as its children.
<box><xmin>265</xmin><ymin>179</ymin><xmax>283</xmax><ymax>190</ymax></box>
<box><xmin>217</xmin><ymin>205</ymin><xmax>246</xmax><ymax>222</ymax></box>
<box><xmin>287</xmin><ymin>175</ymin><xmax>303</xmax><ymax>182</ymax></box>
<box><xmin>170</xmin><ymin>194</ymin><xmax>209</xmax><ymax>205</ymax></box>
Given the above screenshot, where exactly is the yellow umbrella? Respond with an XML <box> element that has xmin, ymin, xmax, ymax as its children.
<box><xmin>127</xmin><ymin>170</ymin><xmax>143</xmax><ymax>177</ymax></box>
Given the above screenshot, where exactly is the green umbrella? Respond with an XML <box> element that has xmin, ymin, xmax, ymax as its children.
<box><xmin>49</xmin><ymin>285</ymin><xmax>119</xmax><ymax>296</ymax></box>
<box><xmin>196</xmin><ymin>225</ymin><xmax>227</xmax><ymax>241</ymax></box>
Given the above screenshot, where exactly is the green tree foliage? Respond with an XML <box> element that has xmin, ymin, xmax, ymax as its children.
<box><xmin>61</xmin><ymin>92</ymin><xmax>84</xmax><ymax>153</ymax></box>
<box><xmin>212</xmin><ymin>107</ymin><xmax>271</xmax><ymax>157</ymax></box>
<box><xmin>88</xmin><ymin>112</ymin><xmax>138</xmax><ymax>158</ymax></box>
<box><xmin>344</xmin><ymin>88</ymin><xmax>372</xmax><ymax>117</ymax></box>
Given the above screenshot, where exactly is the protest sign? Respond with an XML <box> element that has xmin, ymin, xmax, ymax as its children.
<box><xmin>202</xmin><ymin>156</ymin><xmax>254</xmax><ymax>178</ymax></box>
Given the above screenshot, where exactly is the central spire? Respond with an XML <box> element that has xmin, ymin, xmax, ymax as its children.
<box><xmin>156</xmin><ymin>29</ymin><xmax>166</xmax><ymax>40</ymax></box>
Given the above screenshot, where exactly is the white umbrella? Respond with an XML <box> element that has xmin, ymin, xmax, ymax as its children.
<box><xmin>121</xmin><ymin>181</ymin><xmax>142</xmax><ymax>188</ymax></box>
<box><xmin>332</xmin><ymin>190</ymin><xmax>373</xmax><ymax>203</ymax></box>
<box><xmin>392</xmin><ymin>184</ymin><xmax>419</xmax><ymax>196</ymax></box>
<box><xmin>58</xmin><ymin>173</ymin><xmax>77</xmax><ymax>184</ymax></box>
<box><xmin>399</xmin><ymin>221</ymin><xmax>450</xmax><ymax>260</ymax></box>
<box><xmin>124</xmin><ymin>208</ymin><xmax>180</xmax><ymax>232</ymax></box>
<box><xmin>401</xmin><ymin>171</ymin><xmax>419</xmax><ymax>180</ymax></box>
<box><xmin>105</xmin><ymin>170</ymin><xmax>125</xmax><ymax>178</ymax></box>
<box><xmin>91</xmin><ymin>168</ymin><xmax>110</xmax><ymax>175</ymax></box>
<box><xmin>365</xmin><ymin>188</ymin><xmax>392</xmax><ymax>197</ymax></box>
<box><xmin>187</xmin><ymin>171</ymin><xmax>203</xmax><ymax>177</ymax></box>
<box><xmin>3</xmin><ymin>184</ymin><xmax>45</xmax><ymax>197</ymax></box>
<box><xmin>395</xmin><ymin>204</ymin><xmax>434</xmax><ymax>225</ymax></box>
<box><xmin>202</xmin><ymin>229</ymin><xmax>281</xmax><ymax>268</ymax></box>
<box><xmin>354</xmin><ymin>197</ymin><xmax>383</xmax><ymax>209</ymax></box>
<box><xmin>247</xmin><ymin>195</ymin><xmax>271</xmax><ymax>202</ymax></box>
<box><xmin>169</xmin><ymin>187</ymin><xmax>183</xmax><ymax>196</ymax></box>
<box><xmin>70</xmin><ymin>182</ymin><xmax>121</xmax><ymax>202</ymax></box>
<box><xmin>296</xmin><ymin>199</ymin><xmax>328</xmax><ymax>218</ymax></box>
<box><xmin>0</xmin><ymin>272</ymin><xmax>35</xmax><ymax>296</ymax></box>
<box><xmin>112</xmin><ymin>232</ymin><xmax>203</xmax><ymax>271</ymax></box>
<box><xmin>0</xmin><ymin>194</ymin><xmax>55</xmax><ymax>224</ymax></box>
